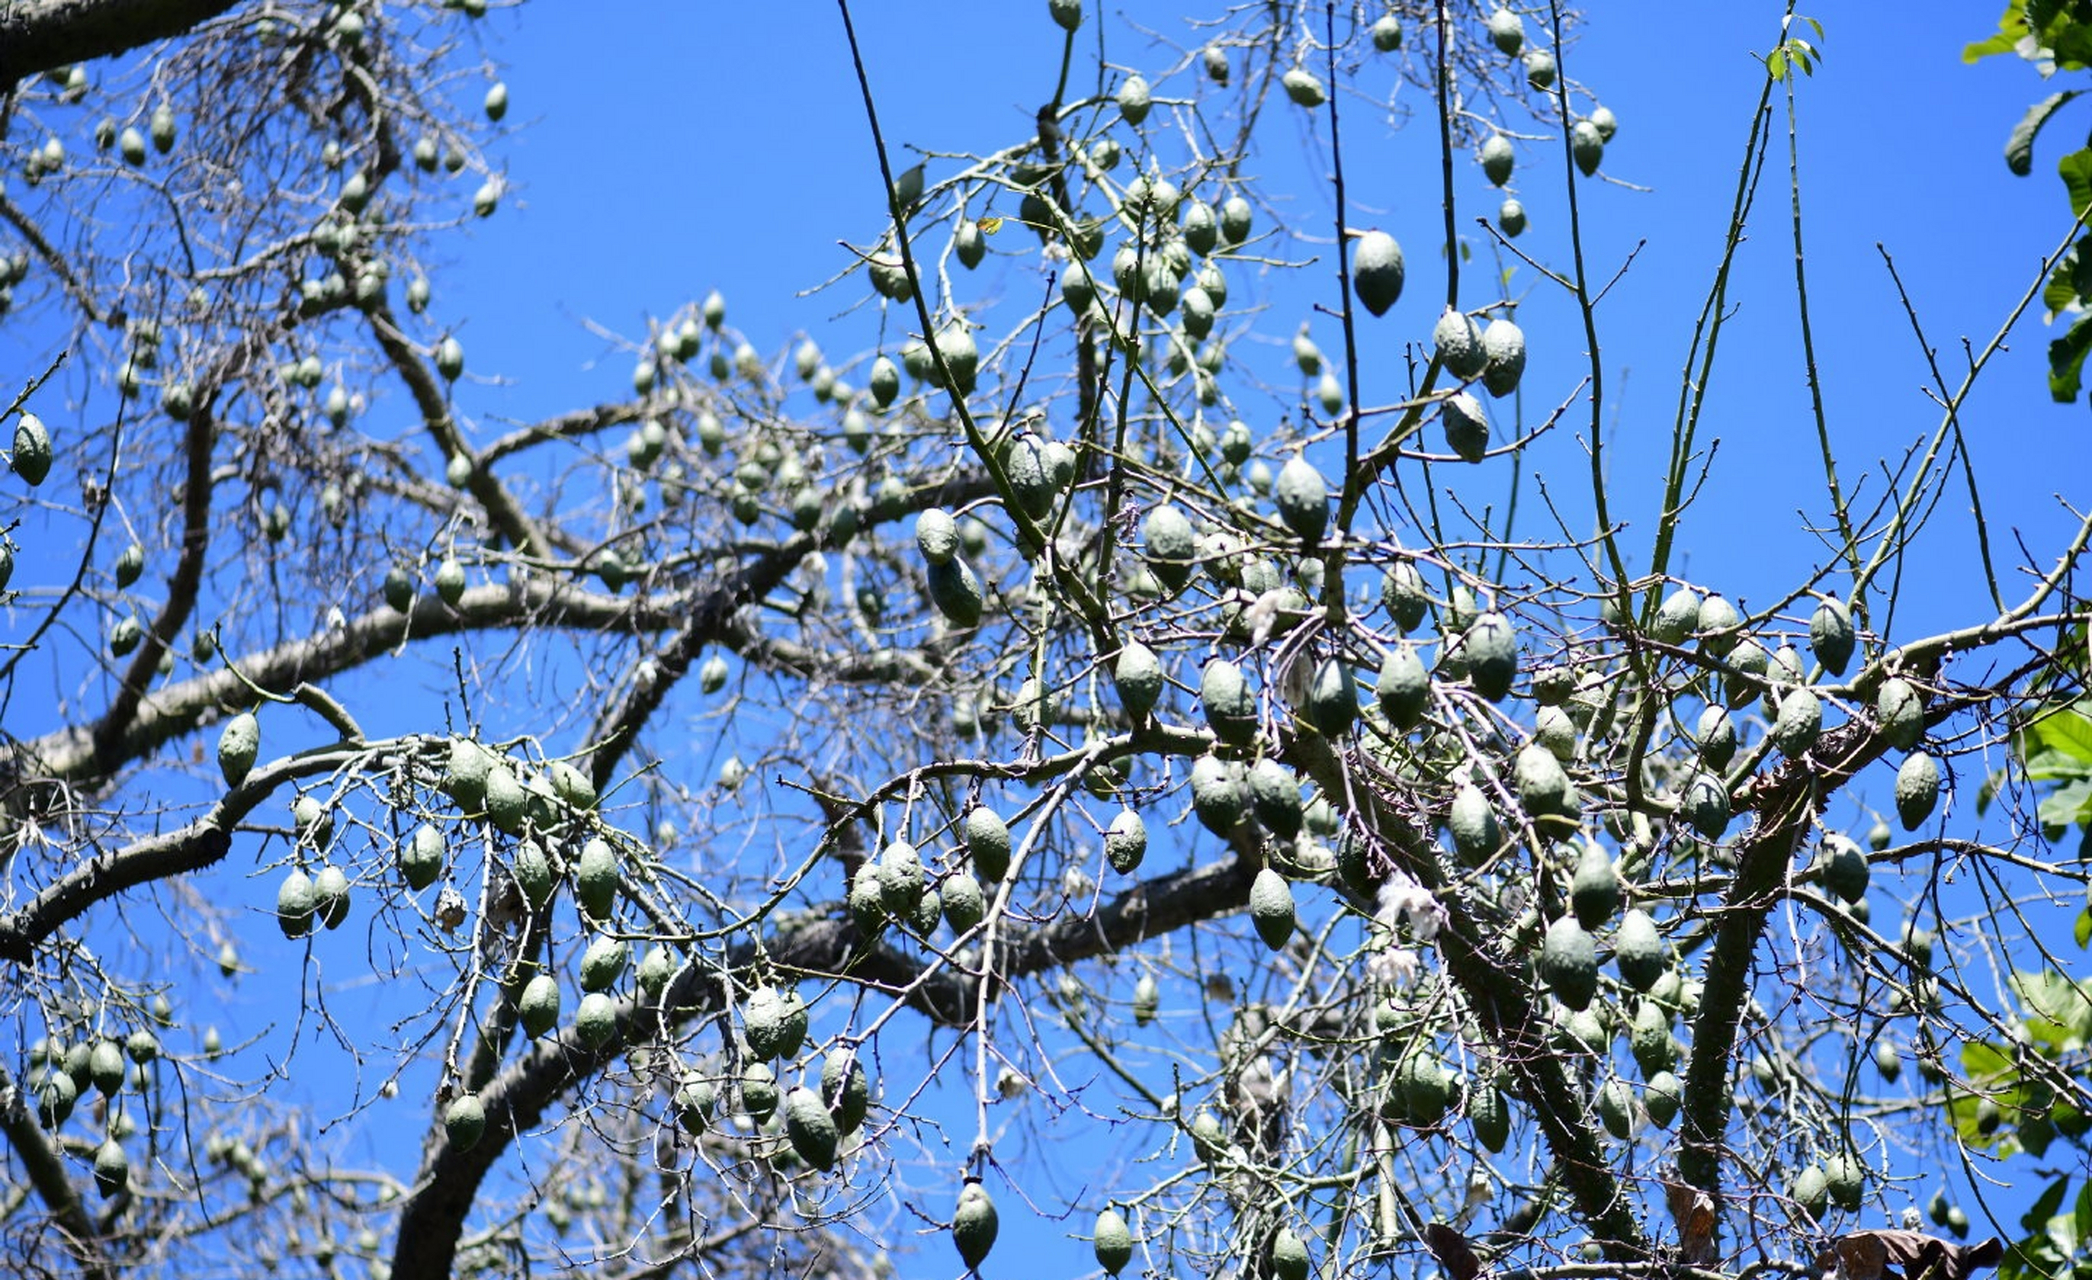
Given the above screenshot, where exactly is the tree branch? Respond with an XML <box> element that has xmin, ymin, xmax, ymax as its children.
<box><xmin>0</xmin><ymin>0</ymin><xmax>244</xmax><ymax>87</ymax></box>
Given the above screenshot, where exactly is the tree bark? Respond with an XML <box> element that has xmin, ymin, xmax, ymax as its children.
<box><xmin>0</xmin><ymin>0</ymin><xmax>244</xmax><ymax>87</ymax></box>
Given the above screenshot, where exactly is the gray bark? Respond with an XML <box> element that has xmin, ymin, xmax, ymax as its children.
<box><xmin>0</xmin><ymin>0</ymin><xmax>244</xmax><ymax>87</ymax></box>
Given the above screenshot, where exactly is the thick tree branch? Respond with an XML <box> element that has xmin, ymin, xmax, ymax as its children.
<box><xmin>0</xmin><ymin>0</ymin><xmax>244</xmax><ymax>87</ymax></box>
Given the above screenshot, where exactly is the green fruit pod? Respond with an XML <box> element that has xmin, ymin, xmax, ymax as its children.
<box><xmin>518</xmin><ymin>973</ymin><xmax>561</xmax><ymax>1038</ymax></box>
<box><xmin>1525</xmin><ymin>49</ymin><xmax>1557</xmax><ymax>90</ymax></box>
<box><xmin>434</xmin><ymin>557</ymin><xmax>467</xmax><ymax>606</ymax></box>
<box><xmin>1597</xmin><ymin>1077</ymin><xmax>1635</xmax><ymax>1139</ymax></box>
<box><xmin>1274</xmin><ymin>454</ymin><xmax>1330</xmax><ymax>543</ymax></box>
<box><xmin>1571</xmin><ymin>120</ymin><xmax>1604</xmax><ymax>175</ymax></box>
<box><xmin>1376</xmin><ymin>645</ymin><xmax>1429</xmax><ymax>730</ymax></box>
<box><xmin>1142</xmin><ymin>504</ymin><xmax>1197</xmax><ymax>590</ymax></box>
<box><xmin>1515</xmin><ymin>743</ymin><xmax>1571</xmax><ymax>825</ymax></box>
<box><xmin>1114</xmin><ymin>640</ymin><xmax>1165</xmax><ymax>719</ymax></box>
<box><xmin>277</xmin><ymin>869</ymin><xmax>318</xmax><ymax>938</ymax></box>
<box><xmin>1613</xmin><ymin>908</ymin><xmax>1666</xmax><ymax>993</ymax></box>
<box><xmin>1681</xmin><ymin>772</ymin><xmax>1731</xmax><ymax>841</ymax></box>
<box><xmin>1480</xmin><ymin>318</ymin><xmax>1525</xmax><ymax>397</ymax></box>
<box><xmin>1247</xmin><ymin>761</ymin><xmax>1303</xmax><ymax>839</ymax></box>
<box><xmin>1434</xmin><ymin>307</ymin><xmax>1488</xmax><ymax>379</ymax></box>
<box><xmin>218</xmin><ymin>711</ymin><xmax>259</xmax><ymax>786</ymax></box>
<box><xmin>1219</xmin><ymin>195</ymin><xmax>1253</xmax><ymax>246</ymax></box>
<box><xmin>395</xmin><ymin>823</ymin><xmax>443</xmax><ymax>891</ymax></box>
<box><xmin>1539</xmin><ymin>915</ymin><xmax>1598</xmax><ymax>1010</ymax></box>
<box><xmin>1694</xmin><ymin>704</ymin><xmax>1737</xmax><ymax>768</ymax></box>
<box><xmin>1271</xmin><ymin>1227</ymin><xmax>1310</xmax><ymax>1280</ymax></box>
<box><xmin>1591</xmin><ymin>104</ymin><xmax>1620</xmax><ymax>140</ymax></box>
<box><xmin>1104</xmin><ymin>808</ymin><xmax>1148</xmax><ymax>874</ymax></box>
<box><xmin>1628</xmin><ymin>999</ymin><xmax>1675</xmax><ymax>1076</ymax></box>
<box><xmin>1115</xmin><ymin>74</ymin><xmax>1152</xmax><ymax>125</ymax></box>
<box><xmin>383</xmin><ymin>564</ymin><xmax>416</xmax><ymax>611</ymax></box>
<box><xmin>11</xmin><ymin>412</ymin><xmax>52</xmax><ymax>485</ymax></box>
<box><xmin>579</xmin><ymin>934</ymin><xmax>630</xmax><ymax>994</ymax></box>
<box><xmin>1094</xmin><ymin>1208</ymin><xmax>1135</xmax><ymax>1275</ymax></box>
<box><xmin>1462</xmin><ymin>611</ymin><xmax>1519</xmax><ymax>700</ymax></box>
<box><xmin>313</xmin><ymin>864</ymin><xmax>351</xmax><ymax>929</ymax></box>
<box><xmin>878</xmin><ymin>840</ymin><xmax>926</xmax><ymax>917</ymax></box>
<box><xmin>1792</xmin><ymin>1164</ymin><xmax>1830</xmax><ymax>1219</ymax></box>
<box><xmin>1131</xmin><ymin>975</ymin><xmax>1160</xmax><ymax>1026</ymax></box>
<box><xmin>782</xmin><ymin>1085</ymin><xmax>840</xmax><ymax>1170</ymax></box>
<box><xmin>1469</xmin><ymin>1077</ymin><xmax>1509</xmax><ymax>1151</ymax></box>
<box><xmin>36</xmin><ymin>1067</ymin><xmax>77</xmax><ymax>1128</ymax></box>
<box><xmin>822</xmin><ymin>1049</ymin><xmax>871</xmax><ymax>1134</ymax></box>
<box><xmin>943</xmin><ymin>872</ymin><xmax>986</xmax><ymax>933</ymax></box>
<box><xmin>1644</xmin><ymin>1070</ymin><xmax>1682</xmax><ymax>1128</ymax></box>
<box><xmin>88</xmin><ymin>1039</ymin><xmax>125</xmax><ymax>1096</ymax></box>
<box><xmin>1653</xmin><ymin>587</ymin><xmax>1701</xmax><ymax>643</ymax></box>
<box><xmin>742</xmin><ymin>985</ymin><xmax>808</xmax><ymax>1059</ymax></box>
<box><xmin>1486</xmin><ymin>6</ymin><xmax>1524</xmax><ymax>53</ymax></box>
<box><xmin>1282</xmin><ymin>67</ymin><xmax>1327</xmax><ymax>107</ymax></box>
<box><xmin>1877</xmin><ymin>677</ymin><xmax>1924</xmax><ymax>751</ymax></box>
<box><xmin>1190</xmin><ymin>755</ymin><xmax>1247</xmax><ymax>834</ymax></box>
<box><xmin>1441</xmin><ymin>391</ymin><xmax>1490</xmax><ymax>463</ymax></box>
<box><xmin>845</xmin><ymin>865</ymin><xmax>887</xmax><ymax>936</ymax></box>
<box><xmin>1201</xmin><ymin>658</ymin><xmax>1258</xmax><ymax>745</ymax></box>
<box><xmin>916</xmin><ymin>509</ymin><xmax>960</xmax><ymax>565</ymax></box>
<box><xmin>1382</xmin><ymin>560</ymin><xmax>1430</xmax><ymax>632</ymax></box>
<box><xmin>1351</xmin><ymin>230</ymin><xmax>1404</xmax><ymax>317</ymax></box>
<box><xmin>94</xmin><ymin>1139</ymin><xmax>129</xmax><ymax>1198</ymax></box>
<box><xmin>1824</xmin><ymin>1153</ymin><xmax>1864</xmax><ymax>1212</ymax></box>
<box><xmin>483</xmin><ymin>81</ymin><xmax>508</xmax><ymax>121</ymax></box>
<box><xmin>575</xmin><ymin>837</ymin><xmax>619</xmax><ymax>920</ymax></box>
<box><xmin>1818</xmin><ymin>837</ymin><xmax>1869</xmax><ymax>904</ymax></box>
<box><xmin>1568</xmin><ymin>841</ymin><xmax>1620</xmax><ymax>930</ymax></box>
<box><xmin>953</xmin><ymin>1178</ymin><xmax>1000</xmax><ymax>1269</ymax></box>
<box><xmin>963</xmin><ymin>806</ymin><xmax>1013</xmax><ymax>881</ymax></box>
<box><xmin>434</xmin><ymin>336</ymin><xmax>464</xmax><ymax>382</ymax></box>
<box><xmin>672</xmin><ymin>1075</ymin><xmax>717</xmax><ymax>1135</ymax></box>
<box><xmin>483</xmin><ymin>762</ymin><xmax>529</xmax><ymax>834</ymax></box>
<box><xmin>1248</xmin><ymin>867</ymin><xmax>1296</xmax><ymax>951</ymax></box>
<box><xmin>113</xmin><ymin>541</ymin><xmax>146</xmax><ymax>587</ymax></box>
<box><xmin>926</xmin><ymin>557</ymin><xmax>985</xmax><ymax>630</ymax></box>
<box><xmin>505</xmin><ymin>837</ymin><xmax>553</xmax><ymax>910</ymax></box>
<box><xmin>445</xmin><ymin>1093</ymin><xmax>486</xmax><ymax>1151</ymax></box>
<box><xmin>1696</xmin><ymin>594</ymin><xmax>1742</xmax><ymax>655</ymax></box>
<box><xmin>1203</xmin><ymin>44</ymin><xmax>1230</xmax><ymax>84</ymax></box>
<box><xmin>1447</xmin><ymin>783</ymin><xmax>1500</xmax><ymax>865</ymax></box>
<box><xmin>1772</xmin><ymin>687</ymin><xmax>1823</xmax><ymax>758</ymax></box>
<box><xmin>1810</xmin><ymin>597</ymin><xmax>1856</xmax><ymax>675</ymax></box>
<box><xmin>1302</xmin><ymin>656</ymin><xmax>1357</xmax><ymax>737</ymax></box>
<box><xmin>1480</xmin><ymin>134</ymin><xmax>1515</xmax><ymax>186</ymax></box>
<box><xmin>740</xmin><ymin>1060</ymin><xmax>779</xmax><ymax>1121</ymax></box>
<box><xmin>573</xmin><ymin>991</ymin><xmax>618</xmax><ymax>1048</ymax></box>
<box><xmin>1895</xmin><ymin>752</ymin><xmax>1941</xmax><ymax>830</ymax></box>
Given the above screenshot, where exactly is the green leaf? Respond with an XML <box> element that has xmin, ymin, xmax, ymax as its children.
<box><xmin>2028</xmin><ymin>701</ymin><xmax>2092</xmax><ymax>766</ymax></box>
<box><xmin>1967</xmin><ymin>4</ymin><xmax>2032</xmax><ymax>62</ymax></box>
<box><xmin>2058</xmin><ymin>148</ymin><xmax>2092</xmax><ymax>219</ymax></box>
<box><xmin>2076</xmin><ymin>906</ymin><xmax>2092</xmax><ymax>949</ymax></box>
<box><xmin>2046</xmin><ymin>248</ymin><xmax>2084</xmax><ymax>315</ymax></box>
<box><xmin>2029</xmin><ymin>1176</ymin><xmax>2072</xmax><ymax>1235</ymax></box>
<box><xmin>2046</xmin><ymin>309</ymin><xmax>2092</xmax><ymax>402</ymax></box>
<box><xmin>1768</xmin><ymin>48</ymin><xmax>1788</xmax><ymax>81</ymax></box>
<box><xmin>1962</xmin><ymin>1038</ymin><xmax>2015</xmax><ymax>1082</ymax></box>
<box><xmin>2012</xmin><ymin>969</ymin><xmax>2092</xmax><ymax>1045</ymax></box>
<box><xmin>2036</xmin><ymin>777</ymin><xmax>2092</xmax><ymax>830</ymax></box>
<box><xmin>2011</xmin><ymin>92</ymin><xmax>2084</xmax><ymax>175</ymax></box>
